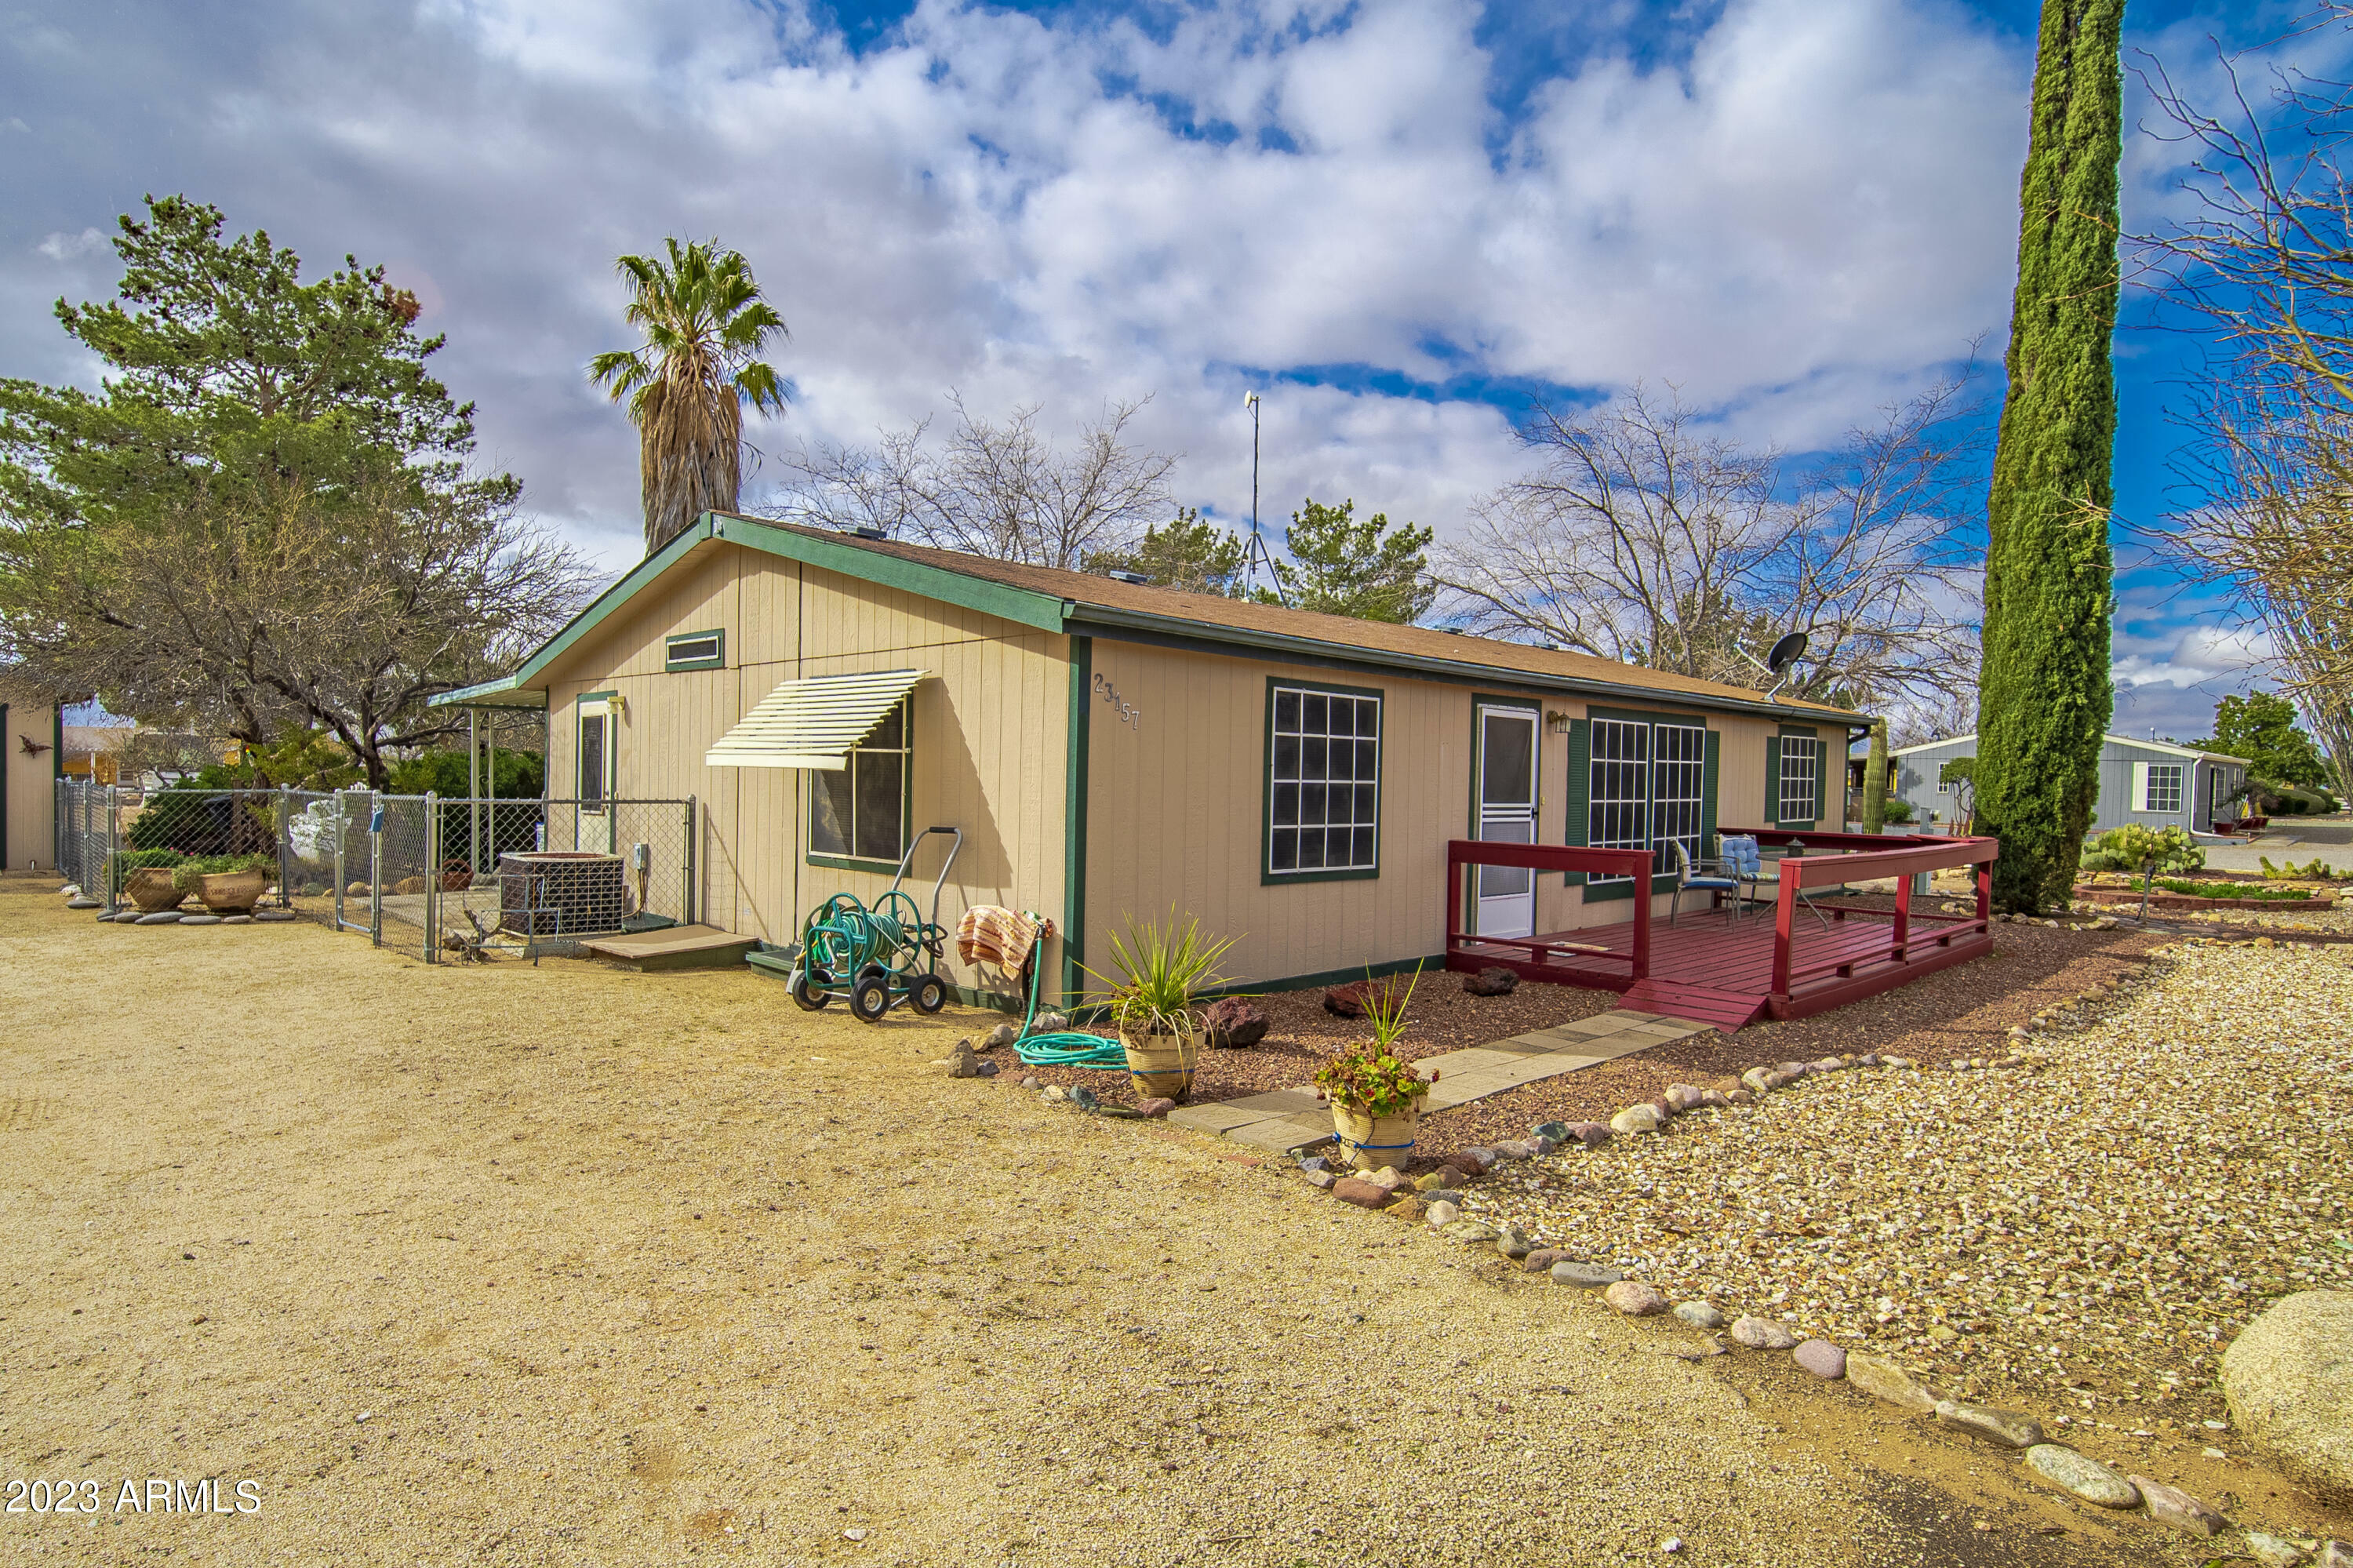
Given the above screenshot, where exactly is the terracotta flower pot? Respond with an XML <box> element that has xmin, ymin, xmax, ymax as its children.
<box><xmin>1331</xmin><ymin>1102</ymin><xmax>1421</xmax><ymax>1172</ymax></box>
<box><xmin>124</xmin><ymin>867</ymin><xmax>185</xmax><ymax>913</ymax></box>
<box><xmin>197</xmin><ymin>869</ymin><xmax>270</xmax><ymax>914</ymax></box>
<box><xmin>1121</xmin><ymin>1022</ymin><xmax>1197</xmax><ymax>1104</ymax></box>
<box><xmin>439</xmin><ymin>859</ymin><xmax>475</xmax><ymax>893</ymax></box>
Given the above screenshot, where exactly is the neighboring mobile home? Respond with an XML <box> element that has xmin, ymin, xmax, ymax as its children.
<box><xmin>435</xmin><ymin>514</ymin><xmax>1868</xmax><ymax>1005</ymax></box>
<box><xmin>1889</xmin><ymin>733</ymin><xmax>2250</xmax><ymax>838</ymax></box>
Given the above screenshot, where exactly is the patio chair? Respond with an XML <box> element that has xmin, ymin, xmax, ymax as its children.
<box><xmin>1717</xmin><ymin>834</ymin><xmax>1766</xmax><ymax>919</ymax></box>
<box><xmin>1747</xmin><ymin>835</ymin><xmax>1835</xmax><ymax>931</ymax></box>
<box><xmin>1667</xmin><ymin>839</ymin><xmax>1746</xmax><ymax>925</ymax></box>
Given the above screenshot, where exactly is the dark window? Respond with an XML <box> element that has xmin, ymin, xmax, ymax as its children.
<box><xmin>1267</xmin><ymin>685</ymin><xmax>1381</xmax><ymax>877</ymax></box>
<box><xmin>811</xmin><ymin>699</ymin><xmax>909</xmax><ymax>864</ymax></box>
<box><xmin>579</xmin><ymin>711</ymin><xmax>608</xmax><ymax>808</ymax></box>
<box><xmin>664</xmin><ymin>631</ymin><xmax>725</xmax><ymax>671</ymax></box>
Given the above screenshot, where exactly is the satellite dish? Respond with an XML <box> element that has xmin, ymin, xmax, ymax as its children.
<box><xmin>1766</xmin><ymin>631</ymin><xmax>1810</xmax><ymax>675</ymax></box>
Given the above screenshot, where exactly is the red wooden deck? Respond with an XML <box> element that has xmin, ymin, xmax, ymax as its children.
<box><xmin>1444</xmin><ymin>831</ymin><xmax>2000</xmax><ymax>1031</ymax></box>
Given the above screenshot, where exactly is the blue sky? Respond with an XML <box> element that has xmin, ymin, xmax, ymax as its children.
<box><xmin>1</xmin><ymin>0</ymin><xmax>2329</xmax><ymax>742</ymax></box>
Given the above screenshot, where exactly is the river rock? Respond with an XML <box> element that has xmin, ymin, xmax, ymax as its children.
<box><xmin>1562</xmin><ymin>1122</ymin><xmax>1613</xmax><ymax>1148</ymax></box>
<box><xmin>253</xmin><ymin>908</ymin><xmax>296</xmax><ymax>922</ymax></box>
<box><xmin>1551</xmin><ymin>1261</ymin><xmax>1624</xmax><ymax>1290</ymax></box>
<box><xmin>1333</xmin><ymin>1178</ymin><xmax>1391</xmax><ymax>1210</ymax></box>
<box><xmin>1496</xmin><ymin>1228</ymin><xmax>1536</xmax><ymax>1261</ymax></box>
<box><xmin>1462</xmin><ymin>965</ymin><xmax>1519</xmax><ymax>996</ymax></box>
<box><xmin>1672</xmin><ymin>1301</ymin><xmax>1726</xmax><ymax>1330</ymax></box>
<box><xmin>1525</xmin><ymin>1249</ymin><xmax>1566</xmax><ymax>1274</ymax></box>
<box><xmin>1384</xmin><ymin>1195</ymin><xmax>1427</xmax><ymax>1223</ymax></box>
<box><xmin>1529</xmin><ymin>1121</ymin><xmax>1570</xmax><ymax>1144</ymax></box>
<box><xmin>940</xmin><ymin>1040</ymin><xmax>981</xmax><ymax>1078</ymax></box>
<box><xmin>1729</xmin><ymin>1316</ymin><xmax>1798</xmax><ymax>1350</ymax></box>
<box><xmin>983</xmin><ymin>1022</ymin><xmax>1018</xmax><ymax>1049</ymax></box>
<box><xmin>66</xmin><ymin>897</ymin><xmax>100</xmax><ymax>910</ymax></box>
<box><xmin>1609</xmin><ymin>1104</ymin><xmax>1664</xmax><ymax>1135</ymax></box>
<box><xmin>2023</xmin><ymin>1446</ymin><xmax>2139</xmax><ymax>1508</ymax></box>
<box><xmin>1845</xmin><ymin>1352</ymin><xmax>1938</xmax><ymax>1413</ymax></box>
<box><xmin>135</xmin><ymin>911</ymin><xmax>183</xmax><ymax>925</ymax></box>
<box><xmin>220</xmin><ymin>914</ymin><xmax>252</xmax><ymax>925</ymax></box>
<box><xmin>1424</xmin><ymin>1201</ymin><xmax>1460</xmax><ymax>1228</ymax></box>
<box><xmin>2246</xmin><ymin>1533</ymin><xmax>2311</xmax><ymax>1568</ymax></box>
<box><xmin>1304</xmin><ymin>1168</ymin><xmax>1337</xmax><ymax>1189</ymax></box>
<box><xmin>1135</xmin><ymin>1097</ymin><xmax>1174</xmax><ymax>1118</ymax></box>
<box><xmin>2220</xmin><ymin>1290</ymin><xmax>2353</xmax><ymax>1504</ymax></box>
<box><xmin>1457</xmin><ymin>1147</ymin><xmax>1499</xmax><ymax>1172</ymax></box>
<box><xmin>1934</xmin><ymin>1399</ymin><xmax>2044</xmax><ymax>1449</ymax></box>
<box><xmin>1792</xmin><ymin>1340</ymin><xmax>1846</xmax><ymax>1379</ymax></box>
<box><xmin>1442</xmin><ymin>1219</ymin><xmax>1500</xmax><ymax>1244</ymax></box>
<box><xmin>179</xmin><ymin>914</ymin><xmax>223</xmax><ymax>926</ymax></box>
<box><xmin>1662</xmin><ymin>1084</ymin><xmax>1705</xmax><ymax>1113</ymax></box>
<box><xmin>1740</xmin><ymin>1067</ymin><xmax>1776</xmax><ymax>1093</ymax></box>
<box><xmin>1604</xmin><ymin>1280</ymin><xmax>1667</xmax><ymax>1316</ymax></box>
<box><xmin>2127</xmin><ymin>1476</ymin><xmax>2224</xmax><ymax>1537</ymax></box>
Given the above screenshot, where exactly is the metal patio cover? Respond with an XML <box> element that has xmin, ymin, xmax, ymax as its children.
<box><xmin>702</xmin><ymin>668</ymin><xmax>927</xmax><ymax>770</ymax></box>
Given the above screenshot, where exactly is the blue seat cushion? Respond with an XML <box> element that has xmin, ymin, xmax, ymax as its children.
<box><xmin>1684</xmin><ymin>876</ymin><xmax>1740</xmax><ymax>890</ymax></box>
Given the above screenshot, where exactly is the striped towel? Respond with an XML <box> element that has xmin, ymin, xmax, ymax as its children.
<box><xmin>955</xmin><ymin>906</ymin><xmax>1051</xmax><ymax>973</ymax></box>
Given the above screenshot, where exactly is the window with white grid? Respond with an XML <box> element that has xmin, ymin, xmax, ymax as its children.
<box><xmin>2142</xmin><ymin>762</ymin><xmax>2184</xmax><ymax>813</ymax></box>
<box><xmin>1778</xmin><ymin>734</ymin><xmax>1820</xmax><ymax>823</ymax></box>
<box><xmin>1267</xmin><ymin>685</ymin><xmax>1382</xmax><ymax>876</ymax></box>
<box><xmin>1653</xmin><ymin>723</ymin><xmax>1707</xmax><ymax>872</ymax></box>
<box><xmin>1587</xmin><ymin>719</ymin><xmax>1651</xmax><ymax>883</ymax></box>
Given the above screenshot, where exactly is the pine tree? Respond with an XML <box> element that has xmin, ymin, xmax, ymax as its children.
<box><xmin>1974</xmin><ymin>0</ymin><xmax>2125</xmax><ymax>912</ymax></box>
<box><xmin>1262</xmin><ymin>497</ymin><xmax>1435</xmax><ymax>623</ymax></box>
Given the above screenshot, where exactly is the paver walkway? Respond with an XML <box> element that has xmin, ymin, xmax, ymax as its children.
<box><xmin>1167</xmin><ymin>1008</ymin><xmax>1714</xmax><ymax>1153</ymax></box>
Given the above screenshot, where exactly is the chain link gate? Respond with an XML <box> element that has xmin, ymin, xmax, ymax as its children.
<box><xmin>54</xmin><ymin>780</ymin><xmax>695</xmax><ymax>963</ymax></box>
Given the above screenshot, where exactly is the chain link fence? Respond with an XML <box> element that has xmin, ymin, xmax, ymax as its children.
<box><xmin>56</xmin><ymin>780</ymin><xmax>696</xmax><ymax>963</ymax></box>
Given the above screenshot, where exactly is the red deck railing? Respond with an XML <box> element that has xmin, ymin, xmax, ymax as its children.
<box><xmin>1730</xmin><ymin>828</ymin><xmax>1998</xmax><ymax>998</ymax></box>
<box><xmin>1444</xmin><ymin>840</ymin><xmax>1655</xmax><ymax>987</ymax></box>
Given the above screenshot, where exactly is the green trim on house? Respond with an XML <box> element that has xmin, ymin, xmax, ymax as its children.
<box><xmin>1559</xmin><ymin>714</ymin><xmax>1591</xmax><ymax>888</ymax></box>
<box><xmin>1068</xmin><ymin>606</ymin><xmax>1856</xmax><ymax>726</ymax></box>
<box><xmin>1773</xmin><ymin>722</ymin><xmax>1824</xmax><ymax>828</ymax></box>
<box><xmin>1200</xmin><ymin>951</ymin><xmax>1447</xmax><ymax>1001</ymax></box>
<box><xmin>711</xmin><ymin>515</ymin><xmax>1070</xmax><ymax>632</ymax></box>
<box><xmin>1580</xmin><ymin>705</ymin><xmax>1715</xmax><ymax>904</ymax></box>
<box><xmin>1260</xmin><ymin>674</ymin><xmax>1387</xmax><ymax>886</ymax></box>
<box><xmin>1064</xmin><ymin>636</ymin><xmax>1091</xmax><ymax>1010</ymax></box>
<box><xmin>663</xmin><ymin>628</ymin><xmax>726</xmax><ymax>671</ymax></box>
<box><xmin>575</xmin><ymin>691</ymin><xmax>619</xmax><ymax>804</ymax></box>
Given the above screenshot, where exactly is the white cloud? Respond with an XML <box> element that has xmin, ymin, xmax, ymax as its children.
<box><xmin>0</xmin><ymin>0</ymin><xmax>2247</xmax><ymax>592</ymax></box>
<box><xmin>35</xmin><ymin>227</ymin><xmax>105</xmax><ymax>262</ymax></box>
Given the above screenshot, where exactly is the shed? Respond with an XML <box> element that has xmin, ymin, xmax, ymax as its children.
<box><xmin>436</xmin><ymin>513</ymin><xmax>1876</xmax><ymax>1009</ymax></box>
<box><xmin>1888</xmin><ymin>733</ymin><xmax>2249</xmax><ymax>838</ymax></box>
<box><xmin>2</xmin><ymin>697</ymin><xmax>60</xmax><ymax>872</ymax></box>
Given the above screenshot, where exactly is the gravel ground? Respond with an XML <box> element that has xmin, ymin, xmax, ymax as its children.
<box><xmin>1454</xmin><ymin>940</ymin><xmax>2353</xmax><ymax>1473</ymax></box>
<box><xmin>1006</xmin><ymin>970</ymin><xmax>1618</xmax><ymax>1105</ymax></box>
<box><xmin>5</xmin><ymin>874</ymin><xmax>2159</xmax><ymax>1568</ymax></box>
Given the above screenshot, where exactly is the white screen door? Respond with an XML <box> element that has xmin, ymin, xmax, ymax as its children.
<box><xmin>1474</xmin><ymin>704</ymin><xmax>1540</xmax><ymax>938</ymax></box>
<box><xmin>578</xmin><ymin>699</ymin><xmax>615</xmax><ymax>854</ymax></box>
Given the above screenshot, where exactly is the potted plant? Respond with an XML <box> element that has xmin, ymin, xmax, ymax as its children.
<box><xmin>1089</xmin><ymin>913</ymin><xmax>1237</xmax><ymax>1104</ymax></box>
<box><xmin>176</xmin><ymin>853</ymin><xmax>275</xmax><ymax>915</ymax></box>
<box><xmin>111</xmin><ymin>849</ymin><xmax>189</xmax><ymax>911</ymax></box>
<box><xmin>1314</xmin><ymin>965</ymin><xmax>1435</xmax><ymax>1171</ymax></box>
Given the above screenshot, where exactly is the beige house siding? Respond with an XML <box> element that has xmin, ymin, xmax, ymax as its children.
<box><xmin>1080</xmin><ymin>642</ymin><xmax>1823</xmax><ymax>987</ymax></box>
<box><xmin>537</xmin><ymin>542</ymin><xmax>1070</xmax><ymax>991</ymax></box>
<box><xmin>5</xmin><ymin>704</ymin><xmax>56</xmax><ymax>871</ymax></box>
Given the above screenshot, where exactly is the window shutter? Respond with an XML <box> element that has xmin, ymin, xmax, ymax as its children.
<box><xmin>1813</xmin><ymin>738</ymin><xmax>1827</xmax><ymax>824</ymax></box>
<box><xmin>2132</xmin><ymin>760</ymin><xmax>2151</xmax><ymax>812</ymax></box>
<box><xmin>1766</xmin><ymin>733</ymin><xmax>1782</xmax><ymax>830</ymax></box>
<box><xmin>1700</xmin><ymin>729</ymin><xmax>1720</xmax><ymax>854</ymax></box>
<box><xmin>1561</xmin><ymin>717</ymin><xmax>1590</xmax><ymax>886</ymax></box>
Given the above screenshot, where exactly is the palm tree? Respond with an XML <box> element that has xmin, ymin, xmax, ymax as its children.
<box><xmin>590</xmin><ymin>238</ymin><xmax>789</xmax><ymax>555</ymax></box>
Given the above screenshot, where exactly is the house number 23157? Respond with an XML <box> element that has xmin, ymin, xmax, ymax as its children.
<box><xmin>1093</xmin><ymin>673</ymin><xmax>1140</xmax><ymax>729</ymax></box>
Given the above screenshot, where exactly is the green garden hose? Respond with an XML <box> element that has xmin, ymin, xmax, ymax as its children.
<box><xmin>1009</xmin><ymin>940</ymin><xmax>1126</xmax><ymax>1069</ymax></box>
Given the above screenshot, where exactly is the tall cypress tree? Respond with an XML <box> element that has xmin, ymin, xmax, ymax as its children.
<box><xmin>1976</xmin><ymin>0</ymin><xmax>2124</xmax><ymax>912</ymax></box>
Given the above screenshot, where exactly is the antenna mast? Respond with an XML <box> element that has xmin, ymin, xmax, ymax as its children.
<box><xmin>1239</xmin><ymin>391</ymin><xmax>1288</xmax><ymax>606</ymax></box>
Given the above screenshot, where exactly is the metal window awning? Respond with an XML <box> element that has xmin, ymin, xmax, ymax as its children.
<box><xmin>704</xmin><ymin>668</ymin><xmax>926</xmax><ymax>771</ymax></box>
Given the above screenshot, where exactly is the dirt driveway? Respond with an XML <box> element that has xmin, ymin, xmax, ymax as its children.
<box><xmin>0</xmin><ymin>880</ymin><xmax>2275</xmax><ymax>1566</ymax></box>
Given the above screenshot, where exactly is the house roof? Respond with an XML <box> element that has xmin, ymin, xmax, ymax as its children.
<box><xmin>1888</xmin><ymin>732</ymin><xmax>2251</xmax><ymax>766</ymax></box>
<box><xmin>435</xmin><ymin>512</ymin><xmax>1866</xmax><ymax>726</ymax></box>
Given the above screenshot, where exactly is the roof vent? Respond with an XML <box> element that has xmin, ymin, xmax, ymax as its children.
<box><xmin>849</xmin><ymin>526</ymin><xmax>887</xmax><ymax>540</ymax></box>
<box><xmin>1107</xmin><ymin>569</ymin><xmax>1151</xmax><ymax>586</ymax></box>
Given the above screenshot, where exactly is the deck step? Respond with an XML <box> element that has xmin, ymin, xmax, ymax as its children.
<box><xmin>1617</xmin><ymin>979</ymin><xmax>1766</xmax><ymax>1031</ymax></box>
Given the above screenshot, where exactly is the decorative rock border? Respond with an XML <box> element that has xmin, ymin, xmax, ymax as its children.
<box><xmin>2073</xmin><ymin>885</ymin><xmax>2337</xmax><ymax>913</ymax></box>
<box><xmin>1269</xmin><ymin>945</ymin><xmax>2350</xmax><ymax>1563</ymax></box>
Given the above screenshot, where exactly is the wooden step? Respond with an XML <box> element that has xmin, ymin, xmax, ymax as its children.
<box><xmin>1617</xmin><ymin>978</ymin><xmax>1764</xmax><ymax>1031</ymax></box>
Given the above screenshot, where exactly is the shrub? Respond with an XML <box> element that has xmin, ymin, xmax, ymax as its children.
<box><xmin>103</xmin><ymin>846</ymin><xmax>184</xmax><ymax>894</ymax></box>
<box><xmin>168</xmin><ymin>853</ymin><xmax>275</xmax><ymax>896</ymax></box>
<box><xmin>2091</xmin><ymin>824</ymin><xmax>2203</xmax><ymax>875</ymax></box>
<box><xmin>1880</xmin><ymin>795</ymin><xmax>1917</xmax><ymax>824</ymax></box>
